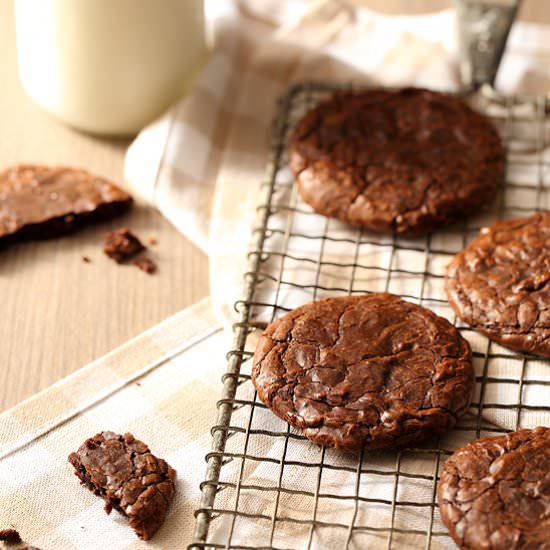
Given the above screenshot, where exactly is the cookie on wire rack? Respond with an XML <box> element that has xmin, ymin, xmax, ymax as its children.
<box><xmin>251</xmin><ymin>293</ymin><xmax>474</xmax><ymax>451</ymax></box>
<box><xmin>446</xmin><ymin>211</ymin><xmax>550</xmax><ymax>358</ymax></box>
<box><xmin>288</xmin><ymin>87</ymin><xmax>505</xmax><ymax>235</ymax></box>
<box><xmin>438</xmin><ymin>427</ymin><xmax>550</xmax><ymax>550</ymax></box>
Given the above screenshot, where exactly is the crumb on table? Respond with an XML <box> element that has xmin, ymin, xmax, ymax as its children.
<box><xmin>103</xmin><ymin>228</ymin><xmax>145</xmax><ymax>263</ymax></box>
<box><xmin>0</xmin><ymin>528</ymin><xmax>22</xmax><ymax>543</ymax></box>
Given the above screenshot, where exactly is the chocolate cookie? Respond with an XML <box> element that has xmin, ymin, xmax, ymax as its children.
<box><xmin>0</xmin><ymin>164</ymin><xmax>132</xmax><ymax>244</ymax></box>
<box><xmin>68</xmin><ymin>431</ymin><xmax>176</xmax><ymax>540</ymax></box>
<box><xmin>0</xmin><ymin>528</ymin><xmax>21</xmax><ymax>543</ymax></box>
<box><xmin>252</xmin><ymin>293</ymin><xmax>474</xmax><ymax>451</ymax></box>
<box><xmin>438</xmin><ymin>427</ymin><xmax>550</xmax><ymax>550</ymax></box>
<box><xmin>288</xmin><ymin>88</ymin><xmax>504</xmax><ymax>235</ymax></box>
<box><xmin>446</xmin><ymin>212</ymin><xmax>550</xmax><ymax>358</ymax></box>
<box><xmin>133</xmin><ymin>256</ymin><xmax>157</xmax><ymax>274</ymax></box>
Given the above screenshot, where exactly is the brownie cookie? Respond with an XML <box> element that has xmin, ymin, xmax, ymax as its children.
<box><xmin>438</xmin><ymin>427</ymin><xmax>550</xmax><ymax>550</ymax></box>
<box><xmin>68</xmin><ymin>432</ymin><xmax>176</xmax><ymax>540</ymax></box>
<box><xmin>0</xmin><ymin>164</ymin><xmax>132</xmax><ymax>244</ymax></box>
<box><xmin>0</xmin><ymin>528</ymin><xmax>21</xmax><ymax>543</ymax></box>
<box><xmin>289</xmin><ymin>88</ymin><xmax>504</xmax><ymax>235</ymax></box>
<box><xmin>252</xmin><ymin>293</ymin><xmax>474</xmax><ymax>451</ymax></box>
<box><xmin>446</xmin><ymin>212</ymin><xmax>550</xmax><ymax>357</ymax></box>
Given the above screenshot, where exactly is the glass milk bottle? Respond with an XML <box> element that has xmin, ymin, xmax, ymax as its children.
<box><xmin>14</xmin><ymin>0</ymin><xmax>206</xmax><ymax>136</ymax></box>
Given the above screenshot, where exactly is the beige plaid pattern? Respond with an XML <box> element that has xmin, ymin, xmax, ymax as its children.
<box><xmin>0</xmin><ymin>298</ymin><xmax>224</xmax><ymax>549</ymax></box>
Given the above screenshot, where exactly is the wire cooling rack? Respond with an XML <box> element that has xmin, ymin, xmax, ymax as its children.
<box><xmin>189</xmin><ymin>82</ymin><xmax>550</xmax><ymax>550</ymax></box>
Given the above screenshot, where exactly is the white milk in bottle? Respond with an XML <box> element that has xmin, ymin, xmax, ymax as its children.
<box><xmin>14</xmin><ymin>0</ymin><xmax>206</xmax><ymax>135</ymax></box>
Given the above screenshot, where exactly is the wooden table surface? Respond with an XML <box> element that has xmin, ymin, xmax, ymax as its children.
<box><xmin>1</xmin><ymin>0</ymin><xmax>549</xmax><ymax>412</ymax></box>
<box><xmin>0</xmin><ymin>0</ymin><xmax>209</xmax><ymax>411</ymax></box>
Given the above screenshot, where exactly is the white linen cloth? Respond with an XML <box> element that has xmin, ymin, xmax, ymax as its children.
<box><xmin>124</xmin><ymin>0</ymin><xmax>550</xmax><ymax>322</ymax></box>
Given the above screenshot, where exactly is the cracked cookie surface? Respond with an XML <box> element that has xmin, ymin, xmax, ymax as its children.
<box><xmin>288</xmin><ymin>88</ymin><xmax>504</xmax><ymax>235</ymax></box>
<box><xmin>438</xmin><ymin>427</ymin><xmax>550</xmax><ymax>550</ymax></box>
<box><xmin>68</xmin><ymin>431</ymin><xmax>176</xmax><ymax>540</ymax></box>
<box><xmin>446</xmin><ymin>211</ymin><xmax>550</xmax><ymax>358</ymax></box>
<box><xmin>251</xmin><ymin>293</ymin><xmax>474</xmax><ymax>451</ymax></box>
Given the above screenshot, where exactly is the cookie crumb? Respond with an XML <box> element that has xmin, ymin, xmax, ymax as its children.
<box><xmin>104</xmin><ymin>228</ymin><xmax>145</xmax><ymax>263</ymax></box>
<box><xmin>82</xmin><ymin>256</ymin><xmax>91</xmax><ymax>263</ymax></box>
<box><xmin>0</xmin><ymin>528</ymin><xmax>22</xmax><ymax>543</ymax></box>
<box><xmin>133</xmin><ymin>256</ymin><xmax>156</xmax><ymax>274</ymax></box>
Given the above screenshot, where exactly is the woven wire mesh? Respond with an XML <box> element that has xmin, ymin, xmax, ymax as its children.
<box><xmin>190</xmin><ymin>82</ymin><xmax>550</xmax><ymax>550</ymax></box>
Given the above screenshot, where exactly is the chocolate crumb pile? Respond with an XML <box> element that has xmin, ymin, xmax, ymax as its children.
<box><xmin>103</xmin><ymin>228</ymin><xmax>145</xmax><ymax>263</ymax></box>
<box><xmin>0</xmin><ymin>528</ymin><xmax>21</xmax><ymax>543</ymax></box>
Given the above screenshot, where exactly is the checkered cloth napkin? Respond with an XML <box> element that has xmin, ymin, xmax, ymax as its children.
<box><xmin>2</xmin><ymin>1</ymin><xmax>550</xmax><ymax>548</ymax></box>
<box><xmin>125</xmin><ymin>0</ymin><xmax>550</xmax><ymax>323</ymax></box>
<box><xmin>0</xmin><ymin>298</ymin><xmax>225</xmax><ymax>548</ymax></box>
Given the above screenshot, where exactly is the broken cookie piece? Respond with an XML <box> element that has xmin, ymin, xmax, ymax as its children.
<box><xmin>0</xmin><ymin>164</ymin><xmax>132</xmax><ymax>245</ymax></box>
<box><xmin>0</xmin><ymin>528</ymin><xmax>22</xmax><ymax>543</ymax></box>
<box><xmin>103</xmin><ymin>228</ymin><xmax>145</xmax><ymax>263</ymax></box>
<box><xmin>68</xmin><ymin>431</ymin><xmax>176</xmax><ymax>540</ymax></box>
